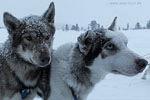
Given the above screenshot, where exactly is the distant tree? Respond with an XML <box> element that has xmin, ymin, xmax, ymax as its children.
<box><xmin>75</xmin><ymin>24</ymin><xmax>79</xmax><ymax>31</ymax></box>
<box><xmin>65</xmin><ymin>24</ymin><xmax>69</xmax><ymax>31</ymax></box>
<box><xmin>135</xmin><ymin>22</ymin><xmax>141</xmax><ymax>29</ymax></box>
<box><xmin>71</xmin><ymin>25</ymin><xmax>76</xmax><ymax>30</ymax></box>
<box><xmin>126</xmin><ymin>23</ymin><xmax>129</xmax><ymax>30</ymax></box>
<box><xmin>146</xmin><ymin>20</ymin><xmax>150</xmax><ymax>29</ymax></box>
<box><xmin>118</xmin><ymin>27</ymin><xmax>121</xmax><ymax>30</ymax></box>
<box><xmin>89</xmin><ymin>20</ymin><xmax>98</xmax><ymax>30</ymax></box>
<box><xmin>71</xmin><ymin>24</ymin><xmax>79</xmax><ymax>31</ymax></box>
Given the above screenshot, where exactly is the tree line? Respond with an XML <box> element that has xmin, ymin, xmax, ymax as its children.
<box><xmin>62</xmin><ymin>20</ymin><xmax>103</xmax><ymax>31</ymax></box>
<box><xmin>61</xmin><ymin>20</ymin><xmax>150</xmax><ymax>31</ymax></box>
<box><xmin>134</xmin><ymin>20</ymin><xmax>150</xmax><ymax>30</ymax></box>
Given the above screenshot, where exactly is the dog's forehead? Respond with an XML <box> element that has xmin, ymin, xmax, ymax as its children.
<box><xmin>21</xmin><ymin>16</ymin><xmax>51</xmax><ymax>35</ymax></box>
<box><xmin>105</xmin><ymin>30</ymin><xmax>128</xmax><ymax>44</ymax></box>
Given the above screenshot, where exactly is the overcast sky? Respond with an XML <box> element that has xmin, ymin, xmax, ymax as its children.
<box><xmin>0</xmin><ymin>0</ymin><xmax>150</xmax><ymax>29</ymax></box>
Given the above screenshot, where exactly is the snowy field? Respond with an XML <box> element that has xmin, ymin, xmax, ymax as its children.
<box><xmin>0</xmin><ymin>29</ymin><xmax>150</xmax><ymax>100</ymax></box>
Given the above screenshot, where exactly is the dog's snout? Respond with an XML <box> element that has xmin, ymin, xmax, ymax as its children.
<box><xmin>136</xmin><ymin>59</ymin><xmax>148</xmax><ymax>68</ymax></box>
<box><xmin>39</xmin><ymin>54</ymin><xmax>50</xmax><ymax>66</ymax></box>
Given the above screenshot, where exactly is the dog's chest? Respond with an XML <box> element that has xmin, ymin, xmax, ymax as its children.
<box><xmin>22</xmin><ymin>69</ymin><xmax>41</xmax><ymax>86</ymax></box>
<box><xmin>67</xmin><ymin>69</ymin><xmax>93</xmax><ymax>97</ymax></box>
<box><xmin>9</xmin><ymin>61</ymin><xmax>41</xmax><ymax>87</ymax></box>
<box><xmin>1</xmin><ymin>60</ymin><xmax>41</xmax><ymax>99</ymax></box>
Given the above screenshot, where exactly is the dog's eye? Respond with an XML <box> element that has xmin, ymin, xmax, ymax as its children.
<box><xmin>46</xmin><ymin>36</ymin><xmax>50</xmax><ymax>40</ymax></box>
<box><xmin>106</xmin><ymin>44</ymin><xmax>114</xmax><ymax>50</ymax></box>
<box><xmin>25</xmin><ymin>36</ymin><xmax>32</xmax><ymax>41</ymax></box>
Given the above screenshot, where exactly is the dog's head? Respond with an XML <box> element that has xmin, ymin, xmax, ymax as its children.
<box><xmin>79</xmin><ymin>17</ymin><xmax>148</xmax><ymax>76</ymax></box>
<box><xmin>3</xmin><ymin>2</ymin><xmax>55</xmax><ymax>67</ymax></box>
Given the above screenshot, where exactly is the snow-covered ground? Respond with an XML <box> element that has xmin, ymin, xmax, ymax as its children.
<box><xmin>0</xmin><ymin>29</ymin><xmax>150</xmax><ymax>100</ymax></box>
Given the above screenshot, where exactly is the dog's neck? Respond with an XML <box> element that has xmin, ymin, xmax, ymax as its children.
<box><xmin>2</xmin><ymin>39</ymin><xmax>41</xmax><ymax>87</ymax></box>
<box><xmin>65</xmin><ymin>43</ymin><xmax>108</xmax><ymax>95</ymax></box>
<box><xmin>67</xmin><ymin>44</ymin><xmax>93</xmax><ymax>90</ymax></box>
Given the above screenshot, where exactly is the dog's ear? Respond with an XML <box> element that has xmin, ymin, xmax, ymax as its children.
<box><xmin>3</xmin><ymin>12</ymin><xmax>21</xmax><ymax>32</ymax></box>
<box><xmin>84</xmin><ymin>30</ymin><xmax>94</xmax><ymax>41</ymax></box>
<box><xmin>42</xmin><ymin>2</ymin><xmax>55</xmax><ymax>23</ymax></box>
<box><xmin>78</xmin><ymin>30</ymin><xmax>94</xmax><ymax>55</ymax></box>
<box><xmin>108</xmin><ymin>17</ymin><xmax>117</xmax><ymax>31</ymax></box>
<box><xmin>78</xmin><ymin>30</ymin><xmax>93</xmax><ymax>44</ymax></box>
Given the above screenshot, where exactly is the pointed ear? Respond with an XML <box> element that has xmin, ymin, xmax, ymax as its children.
<box><xmin>108</xmin><ymin>17</ymin><xmax>117</xmax><ymax>31</ymax></box>
<box><xmin>84</xmin><ymin>30</ymin><xmax>94</xmax><ymax>39</ymax></box>
<box><xmin>42</xmin><ymin>2</ymin><xmax>55</xmax><ymax>23</ymax></box>
<box><xmin>3</xmin><ymin>12</ymin><xmax>21</xmax><ymax>32</ymax></box>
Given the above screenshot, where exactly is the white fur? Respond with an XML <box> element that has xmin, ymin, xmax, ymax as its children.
<box><xmin>49</xmin><ymin>44</ymin><xmax>74</xmax><ymax>100</ymax></box>
<box><xmin>17</xmin><ymin>45</ymin><xmax>33</xmax><ymax>63</ymax></box>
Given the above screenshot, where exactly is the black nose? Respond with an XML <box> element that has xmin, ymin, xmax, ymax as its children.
<box><xmin>136</xmin><ymin>59</ymin><xmax>148</xmax><ymax>68</ymax></box>
<box><xmin>39</xmin><ymin>54</ymin><xmax>50</xmax><ymax>65</ymax></box>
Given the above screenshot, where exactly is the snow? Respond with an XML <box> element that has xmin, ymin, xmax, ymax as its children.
<box><xmin>22</xmin><ymin>16</ymin><xmax>49</xmax><ymax>31</ymax></box>
<box><xmin>0</xmin><ymin>29</ymin><xmax>150</xmax><ymax>100</ymax></box>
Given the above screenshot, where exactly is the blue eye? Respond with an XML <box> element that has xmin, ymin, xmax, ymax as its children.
<box><xmin>106</xmin><ymin>44</ymin><xmax>114</xmax><ymax>50</ymax></box>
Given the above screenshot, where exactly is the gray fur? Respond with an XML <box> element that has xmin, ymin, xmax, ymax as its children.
<box><xmin>3</xmin><ymin>12</ymin><xmax>21</xmax><ymax>32</ymax></box>
<box><xmin>1</xmin><ymin>2</ymin><xmax>55</xmax><ymax>100</ymax></box>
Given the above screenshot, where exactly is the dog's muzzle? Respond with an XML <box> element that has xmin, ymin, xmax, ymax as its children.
<box><xmin>39</xmin><ymin>54</ymin><xmax>51</xmax><ymax>67</ymax></box>
<box><xmin>136</xmin><ymin>59</ymin><xmax>148</xmax><ymax>72</ymax></box>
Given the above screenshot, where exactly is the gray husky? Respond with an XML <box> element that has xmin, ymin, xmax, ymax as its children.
<box><xmin>0</xmin><ymin>2</ymin><xmax>55</xmax><ymax>100</ymax></box>
<box><xmin>49</xmin><ymin>17</ymin><xmax>148</xmax><ymax>100</ymax></box>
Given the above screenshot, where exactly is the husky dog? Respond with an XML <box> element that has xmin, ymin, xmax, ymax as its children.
<box><xmin>0</xmin><ymin>2</ymin><xmax>55</xmax><ymax>100</ymax></box>
<box><xmin>49</xmin><ymin>17</ymin><xmax>148</xmax><ymax>100</ymax></box>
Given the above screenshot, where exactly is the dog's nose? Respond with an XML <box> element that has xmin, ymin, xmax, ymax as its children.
<box><xmin>136</xmin><ymin>59</ymin><xmax>148</xmax><ymax>68</ymax></box>
<box><xmin>39</xmin><ymin>54</ymin><xmax>50</xmax><ymax>65</ymax></box>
